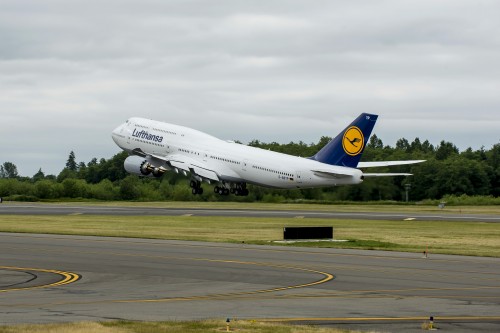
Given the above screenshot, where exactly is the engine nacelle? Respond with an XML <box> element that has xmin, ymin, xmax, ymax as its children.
<box><xmin>124</xmin><ymin>155</ymin><xmax>169</xmax><ymax>178</ymax></box>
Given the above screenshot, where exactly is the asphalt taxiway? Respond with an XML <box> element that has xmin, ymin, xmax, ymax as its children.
<box><xmin>2</xmin><ymin>202</ymin><xmax>500</xmax><ymax>222</ymax></box>
<box><xmin>1</xmin><ymin>232</ymin><xmax>499</xmax><ymax>332</ymax></box>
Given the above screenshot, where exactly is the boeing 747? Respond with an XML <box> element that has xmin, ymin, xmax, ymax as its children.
<box><xmin>111</xmin><ymin>113</ymin><xmax>424</xmax><ymax>196</ymax></box>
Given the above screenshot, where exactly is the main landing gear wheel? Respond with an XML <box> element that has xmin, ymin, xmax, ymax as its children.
<box><xmin>214</xmin><ymin>186</ymin><xmax>229</xmax><ymax>196</ymax></box>
<box><xmin>233</xmin><ymin>183</ymin><xmax>249</xmax><ymax>196</ymax></box>
<box><xmin>189</xmin><ymin>180</ymin><xmax>203</xmax><ymax>195</ymax></box>
<box><xmin>192</xmin><ymin>187</ymin><xmax>203</xmax><ymax>195</ymax></box>
<box><xmin>234</xmin><ymin>188</ymin><xmax>249</xmax><ymax>196</ymax></box>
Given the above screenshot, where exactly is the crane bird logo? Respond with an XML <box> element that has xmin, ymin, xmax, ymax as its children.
<box><xmin>342</xmin><ymin>126</ymin><xmax>364</xmax><ymax>156</ymax></box>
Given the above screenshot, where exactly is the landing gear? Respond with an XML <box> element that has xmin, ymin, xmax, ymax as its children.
<box><xmin>234</xmin><ymin>188</ymin><xmax>249</xmax><ymax>196</ymax></box>
<box><xmin>214</xmin><ymin>186</ymin><xmax>229</xmax><ymax>196</ymax></box>
<box><xmin>189</xmin><ymin>180</ymin><xmax>203</xmax><ymax>195</ymax></box>
<box><xmin>233</xmin><ymin>183</ymin><xmax>249</xmax><ymax>196</ymax></box>
<box><xmin>192</xmin><ymin>187</ymin><xmax>203</xmax><ymax>195</ymax></box>
<box><xmin>189</xmin><ymin>180</ymin><xmax>249</xmax><ymax>197</ymax></box>
<box><xmin>215</xmin><ymin>183</ymin><xmax>249</xmax><ymax>196</ymax></box>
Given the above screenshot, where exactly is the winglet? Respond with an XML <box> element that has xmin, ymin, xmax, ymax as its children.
<box><xmin>311</xmin><ymin>113</ymin><xmax>378</xmax><ymax>168</ymax></box>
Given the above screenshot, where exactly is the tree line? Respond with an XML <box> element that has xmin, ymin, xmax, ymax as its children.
<box><xmin>1</xmin><ymin>135</ymin><xmax>499</xmax><ymax>203</ymax></box>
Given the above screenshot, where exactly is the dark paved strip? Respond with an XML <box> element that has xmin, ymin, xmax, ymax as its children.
<box><xmin>1</xmin><ymin>203</ymin><xmax>499</xmax><ymax>222</ymax></box>
<box><xmin>0</xmin><ymin>232</ymin><xmax>499</xmax><ymax>333</ymax></box>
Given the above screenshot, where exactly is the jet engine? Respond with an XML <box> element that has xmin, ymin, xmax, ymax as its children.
<box><xmin>124</xmin><ymin>155</ymin><xmax>169</xmax><ymax>178</ymax></box>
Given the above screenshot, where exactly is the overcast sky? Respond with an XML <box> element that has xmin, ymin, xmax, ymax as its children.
<box><xmin>1</xmin><ymin>0</ymin><xmax>499</xmax><ymax>176</ymax></box>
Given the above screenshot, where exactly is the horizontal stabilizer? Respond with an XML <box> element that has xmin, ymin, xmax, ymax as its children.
<box><xmin>312</xmin><ymin>169</ymin><xmax>355</xmax><ymax>179</ymax></box>
<box><xmin>363</xmin><ymin>173</ymin><xmax>413</xmax><ymax>177</ymax></box>
<box><xmin>358</xmin><ymin>160</ymin><xmax>425</xmax><ymax>168</ymax></box>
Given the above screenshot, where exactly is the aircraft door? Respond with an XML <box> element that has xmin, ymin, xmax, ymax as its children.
<box><xmin>242</xmin><ymin>159</ymin><xmax>248</xmax><ymax>172</ymax></box>
<box><xmin>125</xmin><ymin>125</ymin><xmax>130</xmax><ymax>145</ymax></box>
<box><xmin>126</xmin><ymin>121</ymin><xmax>132</xmax><ymax>144</ymax></box>
<box><xmin>296</xmin><ymin>171</ymin><xmax>303</xmax><ymax>184</ymax></box>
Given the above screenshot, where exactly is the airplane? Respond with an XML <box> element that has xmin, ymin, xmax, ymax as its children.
<box><xmin>111</xmin><ymin>113</ymin><xmax>424</xmax><ymax>196</ymax></box>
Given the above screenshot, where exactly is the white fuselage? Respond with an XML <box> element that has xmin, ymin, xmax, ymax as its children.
<box><xmin>112</xmin><ymin>117</ymin><xmax>363</xmax><ymax>189</ymax></box>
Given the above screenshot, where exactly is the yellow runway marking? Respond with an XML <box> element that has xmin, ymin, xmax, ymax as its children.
<box><xmin>0</xmin><ymin>266</ymin><xmax>80</xmax><ymax>293</ymax></box>
<box><xmin>0</xmin><ymin>248</ymin><xmax>333</xmax><ymax>306</ymax></box>
<box><xmin>2</xmin><ymin>235</ymin><xmax>498</xmax><ymax>309</ymax></box>
<box><xmin>4</xmin><ymin>244</ymin><xmax>500</xmax><ymax>301</ymax></box>
<box><xmin>224</xmin><ymin>292</ymin><xmax>500</xmax><ymax>301</ymax></box>
<box><xmin>117</xmin><ymin>264</ymin><xmax>333</xmax><ymax>304</ymax></box>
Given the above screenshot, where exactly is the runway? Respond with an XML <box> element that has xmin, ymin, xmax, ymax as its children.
<box><xmin>2</xmin><ymin>202</ymin><xmax>500</xmax><ymax>222</ymax></box>
<box><xmin>1</xmin><ymin>232</ymin><xmax>499</xmax><ymax>332</ymax></box>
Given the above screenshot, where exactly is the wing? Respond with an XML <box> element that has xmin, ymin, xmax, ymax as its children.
<box><xmin>132</xmin><ymin>148</ymin><xmax>219</xmax><ymax>182</ymax></box>
<box><xmin>168</xmin><ymin>155</ymin><xmax>219</xmax><ymax>182</ymax></box>
<box><xmin>357</xmin><ymin>160</ymin><xmax>425</xmax><ymax>168</ymax></box>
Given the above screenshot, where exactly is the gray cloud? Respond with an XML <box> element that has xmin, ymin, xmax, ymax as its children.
<box><xmin>1</xmin><ymin>0</ymin><xmax>499</xmax><ymax>176</ymax></box>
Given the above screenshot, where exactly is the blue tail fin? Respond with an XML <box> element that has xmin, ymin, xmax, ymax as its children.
<box><xmin>311</xmin><ymin>113</ymin><xmax>378</xmax><ymax>168</ymax></box>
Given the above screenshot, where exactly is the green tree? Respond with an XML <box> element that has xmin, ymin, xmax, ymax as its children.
<box><xmin>66</xmin><ymin>151</ymin><xmax>77</xmax><ymax>171</ymax></box>
<box><xmin>486</xmin><ymin>143</ymin><xmax>500</xmax><ymax>196</ymax></box>
<box><xmin>435</xmin><ymin>141</ymin><xmax>459</xmax><ymax>160</ymax></box>
<box><xmin>368</xmin><ymin>134</ymin><xmax>383</xmax><ymax>149</ymax></box>
<box><xmin>90</xmin><ymin>179</ymin><xmax>116</xmax><ymax>200</ymax></box>
<box><xmin>62</xmin><ymin>178</ymin><xmax>89</xmax><ymax>198</ymax></box>
<box><xmin>437</xmin><ymin>157</ymin><xmax>490</xmax><ymax>196</ymax></box>
<box><xmin>119</xmin><ymin>175</ymin><xmax>140</xmax><ymax>200</ymax></box>
<box><xmin>421</xmin><ymin>140</ymin><xmax>435</xmax><ymax>154</ymax></box>
<box><xmin>32</xmin><ymin>168</ymin><xmax>45</xmax><ymax>182</ymax></box>
<box><xmin>395</xmin><ymin>138</ymin><xmax>410</xmax><ymax>151</ymax></box>
<box><xmin>0</xmin><ymin>162</ymin><xmax>19</xmax><ymax>178</ymax></box>
<box><xmin>34</xmin><ymin>180</ymin><xmax>57</xmax><ymax>199</ymax></box>
<box><xmin>57</xmin><ymin>167</ymin><xmax>76</xmax><ymax>182</ymax></box>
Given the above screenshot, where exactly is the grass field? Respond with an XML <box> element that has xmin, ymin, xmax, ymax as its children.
<box><xmin>0</xmin><ymin>320</ymin><xmax>365</xmax><ymax>333</ymax></box>
<box><xmin>1</xmin><ymin>212</ymin><xmax>499</xmax><ymax>256</ymax></box>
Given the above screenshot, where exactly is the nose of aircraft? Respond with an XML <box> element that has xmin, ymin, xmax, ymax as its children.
<box><xmin>111</xmin><ymin>123</ymin><xmax>125</xmax><ymax>145</ymax></box>
<box><xmin>112</xmin><ymin>124</ymin><xmax>122</xmax><ymax>134</ymax></box>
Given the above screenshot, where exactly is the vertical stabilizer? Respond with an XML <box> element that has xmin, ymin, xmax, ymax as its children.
<box><xmin>311</xmin><ymin>113</ymin><xmax>378</xmax><ymax>168</ymax></box>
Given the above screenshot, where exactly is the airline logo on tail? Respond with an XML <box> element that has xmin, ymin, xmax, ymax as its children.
<box><xmin>342</xmin><ymin>126</ymin><xmax>364</xmax><ymax>156</ymax></box>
